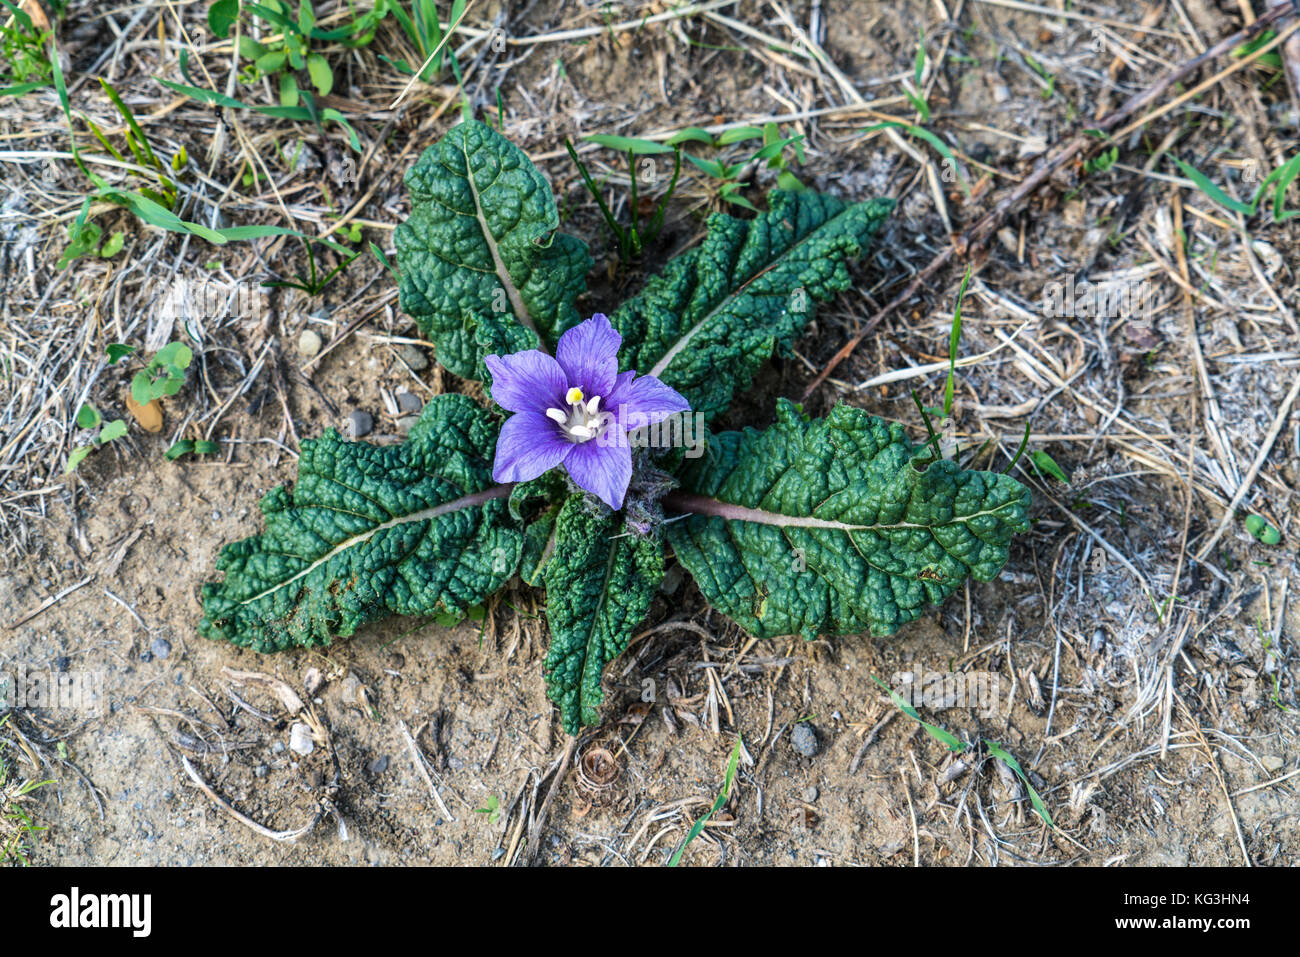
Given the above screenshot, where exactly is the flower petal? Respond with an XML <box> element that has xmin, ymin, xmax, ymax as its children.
<box><xmin>484</xmin><ymin>351</ymin><xmax>567</xmax><ymax>414</ymax></box>
<box><xmin>556</xmin><ymin>314</ymin><xmax>620</xmax><ymax>398</ymax></box>
<box><xmin>564</xmin><ymin>439</ymin><xmax>632</xmax><ymax>510</ymax></box>
<box><xmin>492</xmin><ymin>412</ymin><xmax>571</xmax><ymax>483</ymax></box>
<box><xmin>604</xmin><ymin>373</ymin><xmax>691</xmax><ymax>427</ymax></box>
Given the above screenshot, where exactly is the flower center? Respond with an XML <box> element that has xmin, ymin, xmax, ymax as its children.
<box><xmin>546</xmin><ymin>387</ymin><xmax>607</xmax><ymax>443</ymax></box>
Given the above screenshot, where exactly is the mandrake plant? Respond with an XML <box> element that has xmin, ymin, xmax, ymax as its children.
<box><xmin>199</xmin><ymin>120</ymin><xmax>1031</xmax><ymax>735</ymax></box>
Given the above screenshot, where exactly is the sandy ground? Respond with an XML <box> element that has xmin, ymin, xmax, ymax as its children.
<box><xmin>1</xmin><ymin>0</ymin><xmax>1297</xmax><ymax>866</ymax></box>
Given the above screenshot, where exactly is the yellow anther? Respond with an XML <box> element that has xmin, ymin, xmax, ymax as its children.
<box><xmin>565</xmin><ymin>386</ymin><xmax>585</xmax><ymax>405</ymax></box>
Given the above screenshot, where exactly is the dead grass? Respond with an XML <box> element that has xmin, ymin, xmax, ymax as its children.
<box><xmin>0</xmin><ymin>0</ymin><xmax>1296</xmax><ymax>866</ymax></box>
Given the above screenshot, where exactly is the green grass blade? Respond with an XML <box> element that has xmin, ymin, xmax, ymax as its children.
<box><xmin>667</xmin><ymin>736</ymin><xmax>742</xmax><ymax>866</ymax></box>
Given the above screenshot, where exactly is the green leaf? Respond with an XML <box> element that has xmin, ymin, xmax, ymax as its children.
<box><xmin>76</xmin><ymin>404</ymin><xmax>101</xmax><ymax>429</ymax></box>
<box><xmin>1171</xmin><ymin>156</ymin><xmax>1254</xmax><ymax>216</ymax></box>
<box><xmin>612</xmin><ymin>190</ymin><xmax>893</xmax><ymax>422</ymax></box>
<box><xmin>64</xmin><ymin>446</ymin><xmax>92</xmax><ymax>474</ymax></box>
<box><xmin>683</xmin><ymin>152</ymin><xmax>727</xmax><ymax>179</ymax></box>
<box><xmin>131</xmin><ymin>372</ymin><xmax>155</xmax><ymax>406</ymax></box>
<box><xmin>716</xmin><ymin>126</ymin><xmax>764</xmax><ymax>145</ymax></box>
<box><xmin>208</xmin><ymin>0</ymin><xmax>239</xmax><ymax>39</ymax></box>
<box><xmin>239</xmin><ymin>36</ymin><xmax>270</xmax><ymax>60</ymax></box>
<box><xmin>542</xmin><ymin>495</ymin><xmax>663</xmax><ymax>735</ymax></box>
<box><xmin>99</xmin><ymin>231</ymin><xmax>125</xmax><ymax>257</ymax></box>
<box><xmin>1030</xmin><ymin>450</ymin><xmax>1068</xmax><ymax>484</ymax></box>
<box><xmin>99</xmin><ymin>419</ymin><xmax>128</xmax><ymax>442</ymax></box>
<box><xmin>200</xmin><ymin>395</ymin><xmax>523</xmax><ymax>652</ymax></box>
<box><xmin>279</xmin><ymin>71</ymin><xmax>299</xmax><ymax>106</ymax></box>
<box><xmin>944</xmin><ymin>266</ymin><xmax>971</xmax><ymax>417</ymax></box>
<box><xmin>985</xmin><ymin>740</ymin><xmax>1053</xmax><ymax>827</ymax></box>
<box><xmin>583</xmin><ymin>134</ymin><xmax>674</xmax><ymax>155</ymax></box>
<box><xmin>1245</xmin><ymin>513</ymin><xmax>1281</xmax><ymax>546</ymax></box>
<box><xmin>165</xmin><ymin>439</ymin><xmax>195</xmax><ymax>460</ymax></box>
<box><xmin>666</xmin><ymin>127</ymin><xmax>714</xmax><ymax>146</ymax></box>
<box><xmin>154</xmin><ymin>341</ymin><xmax>193</xmax><ymax>370</ymax></box>
<box><xmin>106</xmin><ymin>343</ymin><xmax>134</xmax><ymax>364</ymax></box>
<box><xmin>306</xmin><ymin>52</ymin><xmax>333</xmax><ymax>96</ymax></box>
<box><xmin>667</xmin><ymin>735</ymin><xmax>743</xmax><ymax>866</ymax></box>
<box><xmin>395</xmin><ymin>120</ymin><xmax>591</xmax><ymax>381</ymax></box>
<box><xmin>666</xmin><ymin>400</ymin><xmax>1031</xmax><ymax>639</ymax></box>
<box><xmin>871</xmin><ymin>675</ymin><xmax>968</xmax><ymax>752</ymax></box>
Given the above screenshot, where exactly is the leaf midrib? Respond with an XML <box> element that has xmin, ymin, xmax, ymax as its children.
<box><xmin>646</xmin><ymin>201</ymin><xmax>859</xmax><ymax>380</ymax></box>
<box><xmin>237</xmin><ymin>484</ymin><xmax>514</xmax><ymax>607</ymax></box>
<box><xmin>459</xmin><ymin>133</ymin><xmax>538</xmax><ymax>337</ymax></box>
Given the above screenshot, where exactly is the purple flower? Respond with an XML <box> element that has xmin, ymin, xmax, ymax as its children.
<box><xmin>484</xmin><ymin>314</ymin><xmax>690</xmax><ymax>510</ymax></box>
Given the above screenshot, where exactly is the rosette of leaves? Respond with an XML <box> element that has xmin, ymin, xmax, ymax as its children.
<box><xmin>201</xmin><ymin>120</ymin><xmax>1031</xmax><ymax>735</ymax></box>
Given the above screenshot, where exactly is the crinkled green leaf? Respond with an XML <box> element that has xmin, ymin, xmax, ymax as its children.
<box><xmin>395</xmin><ymin>119</ymin><xmax>591</xmax><ymax>381</ymax></box>
<box><xmin>611</xmin><ymin>190</ymin><xmax>893</xmax><ymax>421</ymax></box>
<box><xmin>666</xmin><ymin>400</ymin><xmax>1030</xmax><ymax>639</ymax></box>
<box><xmin>542</xmin><ymin>495</ymin><xmax>663</xmax><ymax>735</ymax></box>
<box><xmin>200</xmin><ymin>394</ymin><xmax>522</xmax><ymax>652</ymax></box>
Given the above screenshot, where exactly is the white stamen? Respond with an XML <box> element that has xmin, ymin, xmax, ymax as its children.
<box><xmin>546</xmin><ymin>384</ymin><xmax>611</xmax><ymax>444</ymax></box>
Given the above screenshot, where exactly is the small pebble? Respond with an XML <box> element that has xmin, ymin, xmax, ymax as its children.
<box><xmin>150</xmin><ymin>637</ymin><xmax>172</xmax><ymax>660</ymax></box>
<box><xmin>368</xmin><ymin>755</ymin><xmax>390</xmax><ymax>775</ymax></box>
<box><xmin>396</xmin><ymin>415</ymin><xmax>420</xmax><ymax>433</ymax></box>
<box><xmin>271</xmin><ymin>741</ymin><xmax>286</xmax><ymax>754</ymax></box>
<box><xmin>1262</xmin><ymin>755</ymin><xmax>1285</xmax><ymax>773</ymax></box>
<box><xmin>254</xmin><ymin>764</ymin><xmax>268</xmax><ymax>779</ymax></box>
<box><xmin>389</xmin><ymin>652</ymin><xmax>406</xmax><ymax>669</ymax></box>
<box><xmin>297</xmin><ymin>328</ymin><xmax>322</xmax><ymax>357</ymax></box>
<box><xmin>790</xmin><ymin>722</ymin><xmax>819</xmax><ymax>757</ymax></box>
<box><xmin>303</xmin><ymin>667</ymin><xmax>323</xmax><ymax>695</ymax></box>
<box><xmin>289</xmin><ymin>722</ymin><xmax>315</xmax><ymax>756</ymax></box>
<box><xmin>396</xmin><ymin>390</ymin><xmax>422</xmax><ymax>414</ymax></box>
<box><xmin>345</xmin><ymin>410</ymin><xmax>373</xmax><ymax>439</ymax></box>
<box><xmin>804</xmin><ymin>786</ymin><xmax>819</xmax><ymax>802</ymax></box>
<box><xmin>398</xmin><ymin>343</ymin><xmax>428</xmax><ymax>371</ymax></box>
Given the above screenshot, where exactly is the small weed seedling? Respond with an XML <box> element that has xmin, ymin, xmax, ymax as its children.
<box><xmin>228</xmin><ymin>0</ymin><xmax>339</xmax><ymax>104</ymax></box>
<box><xmin>65</xmin><ymin>403</ymin><xmax>128</xmax><ymax>473</ymax></box>
<box><xmin>85</xmin><ymin>78</ymin><xmax>185</xmax><ymax>210</ymax></box>
<box><xmin>0</xmin><ymin>717</ymin><xmax>52</xmax><ymax>865</ymax></box>
<box><xmin>1257</xmin><ymin>616</ymin><xmax>1293</xmax><ymax>713</ymax></box>
<box><xmin>675</xmin><ymin>122</ymin><xmax>807</xmax><ymax>211</ymax></box>
<box><xmin>262</xmin><ymin>237</ymin><xmax>362</xmax><ymax>298</ymax></box>
<box><xmin>871</xmin><ymin>676</ymin><xmax>1054</xmax><ymax>827</ymax></box>
<box><xmin>376</xmin><ymin>0</ymin><xmax>467</xmax><ymax>81</ymax></box>
<box><xmin>569</xmin><ymin>134</ymin><xmax>681</xmax><ymax>261</ymax></box>
<box><xmin>111</xmin><ymin>340</ymin><xmax>194</xmax><ymax>407</ymax></box>
<box><xmin>0</xmin><ymin>0</ymin><xmax>52</xmax><ymax>96</ymax></box>
<box><xmin>474</xmin><ymin>793</ymin><xmax>501</xmax><ymax>825</ymax></box>
<box><xmin>668</xmin><ymin>736</ymin><xmax>742</xmax><ymax>866</ymax></box>
<box><xmin>1245</xmin><ymin>513</ymin><xmax>1281</xmax><ymax>546</ymax></box>
<box><xmin>1172</xmin><ymin>151</ymin><xmax>1300</xmax><ymax>223</ymax></box>
<box><xmin>48</xmin><ymin>41</ymin><xmax>324</xmax><ymax>263</ymax></box>
<box><xmin>55</xmin><ymin>219</ymin><xmax>124</xmax><ymax>268</ymax></box>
